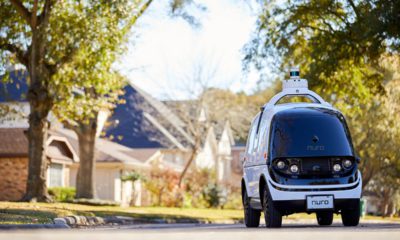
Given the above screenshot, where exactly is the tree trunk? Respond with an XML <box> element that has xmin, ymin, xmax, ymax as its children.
<box><xmin>178</xmin><ymin>147</ymin><xmax>198</xmax><ymax>187</ymax></box>
<box><xmin>22</xmin><ymin>26</ymin><xmax>53</xmax><ymax>202</ymax></box>
<box><xmin>75</xmin><ymin>116</ymin><xmax>98</xmax><ymax>199</ymax></box>
<box><xmin>158</xmin><ymin>188</ymin><xmax>164</xmax><ymax>206</ymax></box>
<box><xmin>380</xmin><ymin>189</ymin><xmax>390</xmax><ymax>217</ymax></box>
<box><xmin>22</xmin><ymin>108</ymin><xmax>52</xmax><ymax>202</ymax></box>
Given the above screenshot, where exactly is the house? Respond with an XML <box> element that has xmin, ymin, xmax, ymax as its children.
<box><xmin>0</xmin><ymin>127</ymin><xmax>159</xmax><ymax>206</ymax></box>
<box><xmin>0</xmin><ymin>71</ymin><xmax>153</xmax><ymax>205</ymax></box>
<box><xmin>0</xmin><ymin>128</ymin><xmax>78</xmax><ymax>201</ymax></box>
<box><xmin>104</xmin><ymin>82</ymin><xmax>238</xmax><ymax>184</ymax></box>
<box><xmin>1</xmin><ymin>69</ymin><xmax>242</xmax><ymax>205</ymax></box>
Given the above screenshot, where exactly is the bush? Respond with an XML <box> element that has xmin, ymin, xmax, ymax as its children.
<box><xmin>48</xmin><ymin>187</ymin><xmax>76</xmax><ymax>202</ymax></box>
<box><xmin>184</xmin><ymin>169</ymin><xmax>216</xmax><ymax>208</ymax></box>
<box><xmin>202</xmin><ymin>183</ymin><xmax>227</xmax><ymax>208</ymax></box>
<box><xmin>144</xmin><ymin>164</ymin><xmax>183</xmax><ymax>207</ymax></box>
<box><xmin>121</xmin><ymin>171</ymin><xmax>143</xmax><ymax>182</ymax></box>
<box><xmin>223</xmin><ymin>186</ymin><xmax>242</xmax><ymax>210</ymax></box>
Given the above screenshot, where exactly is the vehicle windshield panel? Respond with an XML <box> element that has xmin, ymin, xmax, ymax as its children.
<box><xmin>269</xmin><ymin>109</ymin><xmax>354</xmax><ymax>159</ymax></box>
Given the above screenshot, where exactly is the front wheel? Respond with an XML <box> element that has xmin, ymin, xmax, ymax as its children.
<box><xmin>262</xmin><ymin>186</ymin><xmax>282</xmax><ymax>228</ymax></box>
<box><xmin>341</xmin><ymin>208</ymin><xmax>360</xmax><ymax>226</ymax></box>
<box><xmin>316</xmin><ymin>211</ymin><xmax>333</xmax><ymax>226</ymax></box>
<box><xmin>243</xmin><ymin>189</ymin><xmax>260</xmax><ymax>227</ymax></box>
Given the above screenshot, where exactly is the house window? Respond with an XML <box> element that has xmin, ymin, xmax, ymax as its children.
<box><xmin>48</xmin><ymin>163</ymin><xmax>63</xmax><ymax>187</ymax></box>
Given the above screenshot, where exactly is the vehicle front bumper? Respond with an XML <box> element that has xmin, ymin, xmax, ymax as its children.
<box><xmin>273</xmin><ymin>198</ymin><xmax>360</xmax><ymax>214</ymax></box>
<box><xmin>266</xmin><ymin>170</ymin><xmax>362</xmax><ymax>201</ymax></box>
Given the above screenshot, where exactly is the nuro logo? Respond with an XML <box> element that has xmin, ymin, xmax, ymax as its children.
<box><xmin>307</xmin><ymin>145</ymin><xmax>325</xmax><ymax>151</ymax></box>
<box><xmin>312</xmin><ymin>200</ymin><xmax>330</xmax><ymax>205</ymax></box>
<box><xmin>307</xmin><ymin>135</ymin><xmax>324</xmax><ymax>151</ymax></box>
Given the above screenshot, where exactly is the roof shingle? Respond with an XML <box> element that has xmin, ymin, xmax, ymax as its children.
<box><xmin>0</xmin><ymin>128</ymin><xmax>28</xmax><ymax>157</ymax></box>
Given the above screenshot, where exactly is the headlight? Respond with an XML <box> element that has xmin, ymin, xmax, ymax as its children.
<box><xmin>333</xmin><ymin>163</ymin><xmax>341</xmax><ymax>172</ymax></box>
<box><xmin>290</xmin><ymin>164</ymin><xmax>299</xmax><ymax>173</ymax></box>
<box><xmin>277</xmin><ymin>160</ymin><xmax>286</xmax><ymax>169</ymax></box>
<box><xmin>343</xmin><ymin>159</ymin><xmax>352</xmax><ymax>168</ymax></box>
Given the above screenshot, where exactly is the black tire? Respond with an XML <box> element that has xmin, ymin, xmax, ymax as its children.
<box><xmin>316</xmin><ymin>211</ymin><xmax>333</xmax><ymax>226</ymax></box>
<box><xmin>262</xmin><ymin>186</ymin><xmax>282</xmax><ymax>228</ymax></box>
<box><xmin>341</xmin><ymin>207</ymin><xmax>360</xmax><ymax>226</ymax></box>
<box><xmin>242</xmin><ymin>189</ymin><xmax>261</xmax><ymax>228</ymax></box>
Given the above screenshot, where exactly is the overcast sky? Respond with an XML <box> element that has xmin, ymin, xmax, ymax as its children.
<box><xmin>117</xmin><ymin>0</ymin><xmax>265</xmax><ymax>100</ymax></box>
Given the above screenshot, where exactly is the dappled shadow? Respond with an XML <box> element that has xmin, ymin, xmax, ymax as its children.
<box><xmin>90</xmin><ymin>210</ymin><xmax>242</xmax><ymax>224</ymax></box>
<box><xmin>0</xmin><ymin>209</ymin><xmax>58</xmax><ymax>224</ymax></box>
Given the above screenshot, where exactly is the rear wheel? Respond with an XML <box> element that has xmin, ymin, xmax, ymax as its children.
<box><xmin>316</xmin><ymin>211</ymin><xmax>333</xmax><ymax>226</ymax></box>
<box><xmin>262</xmin><ymin>186</ymin><xmax>282</xmax><ymax>228</ymax></box>
<box><xmin>242</xmin><ymin>189</ymin><xmax>260</xmax><ymax>227</ymax></box>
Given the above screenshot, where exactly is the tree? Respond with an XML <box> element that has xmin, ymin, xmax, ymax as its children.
<box><xmin>162</xmin><ymin>57</ymin><xmax>219</xmax><ymax>186</ymax></box>
<box><xmin>201</xmin><ymin>85</ymin><xmax>279</xmax><ymax>143</ymax></box>
<box><xmin>52</xmin><ymin>0</ymin><xmax>153</xmax><ymax>199</ymax></box>
<box><xmin>245</xmin><ymin>0</ymin><xmax>400</xmax><ymax>213</ymax></box>
<box><xmin>0</xmin><ymin>0</ymin><xmax>153</xmax><ymax>201</ymax></box>
<box><xmin>245</xmin><ymin>0</ymin><xmax>400</xmax><ymax>105</ymax></box>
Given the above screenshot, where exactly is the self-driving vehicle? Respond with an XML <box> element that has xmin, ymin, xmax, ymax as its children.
<box><xmin>241</xmin><ymin>67</ymin><xmax>362</xmax><ymax>228</ymax></box>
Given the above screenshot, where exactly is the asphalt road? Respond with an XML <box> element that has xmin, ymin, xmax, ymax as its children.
<box><xmin>1</xmin><ymin>220</ymin><xmax>399</xmax><ymax>240</ymax></box>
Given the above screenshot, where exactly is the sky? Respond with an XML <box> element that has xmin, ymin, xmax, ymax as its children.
<box><xmin>117</xmin><ymin>0</ymin><xmax>266</xmax><ymax>100</ymax></box>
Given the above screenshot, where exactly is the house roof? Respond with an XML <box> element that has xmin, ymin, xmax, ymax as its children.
<box><xmin>0</xmin><ymin>128</ymin><xmax>28</xmax><ymax>157</ymax></box>
<box><xmin>121</xmin><ymin>148</ymin><xmax>160</xmax><ymax>162</ymax></box>
<box><xmin>50</xmin><ymin>127</ymin><xmax>153</xmax><ymax>167</ymax></box>
<box><xmin>0</xmin><ymin>128</ymin><xmax>75</xmax><ymax>163</ymax></box>
<box><xmin>46</xmin><ymin>135</ymin><xmax>79</xmax><ymax>162</ymax></box>
<box><xmin>0</xmin><ymin>70</ymin><xmax>29</xmax><ymax>102</ymax></box>
<box><xmin>103</xmin><ymin>83</ymin><xmax>192</xmax><ymax>149</ymax></box>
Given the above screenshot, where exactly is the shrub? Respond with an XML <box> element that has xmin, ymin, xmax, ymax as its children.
<box><xmin>202</xmin><ymin>183</ymin><xmax>227</xmax><ymax>208</ymax></box>
<box><xmin>48</xmin><ymin>187</ymin><xmax>76</xmax><ymax>202</ymax></box>
<box><xmin>144</xmin><ymin>164</ymin><xmax>182</xmax><ymax>207</ymax></box>
<box><xmin>121</xmin><ymin>171</ymin><xmax>143</xmax><ymax>182</ymax></box>
<box><xmin>223</xmin><ymin>186</ymin><xmax>242</xmax><ymax>210</ymax></box>
<box><xmin>184</xmin><ymin>168</ymin><xmax>216</xmax><ymax>208</ymax></box>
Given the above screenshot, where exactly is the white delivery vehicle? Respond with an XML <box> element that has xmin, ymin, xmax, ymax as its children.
<box><xmin>241</xmin><ymin>67</ymin><xmax>362</xmax><ymax>228</ymax></box>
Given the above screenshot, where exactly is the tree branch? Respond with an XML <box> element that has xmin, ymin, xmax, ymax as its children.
<box><xmin>38</xmin><ymin>0</ymin><xmax>56</xmax><ymax>27</ymax></box>
<box><xmin>0</xmin><ymin>41</ymin><xmax>28</xmax><ymax>66</ymax></box>
<box><xmin>122</xmin><ymin>0</ymin><xmax>154</xmax><ymax>33</ymax></box>
<box><xmin>10</xmin><ymin>0</ymin><xmax>32</xmax><ymax>27</ymax></box>
<box><xmin>347</xmin><ymin>0</ymin><xmax>360</xmax><ymax>19</ymax></box>
<box><xmin>31</xmin><ymin>0</ymin><xmax>38</xmax><ymax>28</ymax></box>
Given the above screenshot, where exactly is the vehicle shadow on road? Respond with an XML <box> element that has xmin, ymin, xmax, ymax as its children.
<box><xmin>275</xmin><ymin>222</ymin><xmax>400</xmax><ymax>230</ymax></box>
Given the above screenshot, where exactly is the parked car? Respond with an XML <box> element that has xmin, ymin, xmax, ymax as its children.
<box><xmin>241</xmin><ymin>67</ymin><xmax>362</xmax><ymax>228</ymax></box>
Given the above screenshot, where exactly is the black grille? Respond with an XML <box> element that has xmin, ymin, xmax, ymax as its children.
<box><xmin>300</xmin><ymin>158</ymin><xmax>331</xmax><ymax>175</ymax></box>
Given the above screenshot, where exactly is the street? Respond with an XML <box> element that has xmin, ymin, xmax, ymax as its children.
<box><xmin>1</xmin><ymin>220</ymin><xmax>399</xmax><ymax>240</ymax></box>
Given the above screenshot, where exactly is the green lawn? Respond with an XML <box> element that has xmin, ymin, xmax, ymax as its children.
<box><xmin>0</xmin><ymin>202</ymin><xmax>398</xmax><ymax>225</ymax></box>
<box><xmin>0</xmin><ymin>202</ymin><xmax>243</xmax><ymax>224</ymax></box>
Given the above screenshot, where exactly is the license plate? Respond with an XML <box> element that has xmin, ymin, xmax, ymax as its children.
<box><xmin>306</xmin><ymin>195</ymin><xmax>334</xmax><ymax>210</ymax></box>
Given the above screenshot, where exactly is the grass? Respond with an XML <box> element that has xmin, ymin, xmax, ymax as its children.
<box><xmin>0</xmin><ymin>202</ymin><xmax>243</xmax><ymax>224</ymax></box>
<box><xmin>1</xmin><ymin>202</ymin><xmax>399</xmax><ymax>225</ymax></box>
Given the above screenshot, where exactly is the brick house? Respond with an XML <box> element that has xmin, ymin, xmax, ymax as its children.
<box><xmin>0</xmin><ymin>127</ymin><xmax>158</xmax><ymax>205</ymax></box>
<box><xmin>0</xmin><ymin>128</ymin><xmax>78</xmax><ymax>201</ymax></box>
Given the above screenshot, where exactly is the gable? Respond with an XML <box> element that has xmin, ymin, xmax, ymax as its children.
<box><xmin>47</xmin><ymin>140</ymin><xmax>74</xmax><ymax>162</ymax></box>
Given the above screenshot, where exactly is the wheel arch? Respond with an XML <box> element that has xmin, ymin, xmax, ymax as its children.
<box><xmin>259</xmin><ymin>174</ymin><xmax>267</xmax><ymax>206</ymax></box>
<box><xmin>241</xmin><ymin>178</ymin><xmax>247</xmax><ymax>195</ymax></box>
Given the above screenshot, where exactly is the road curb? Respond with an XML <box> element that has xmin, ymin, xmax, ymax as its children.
<box><xmin>53</xmin><ymin>215</ymin><xmax>243</xmax><ymax>228</ymax></box>
<box><xmin>0</xmin><ymin>223</ymin><xmax>70</xmax><ymax>230</ymax></box>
